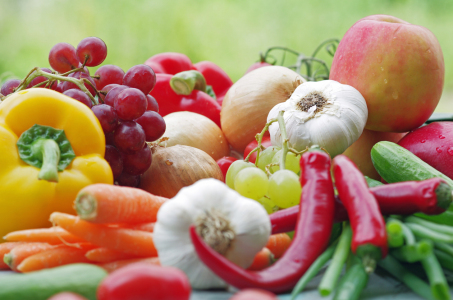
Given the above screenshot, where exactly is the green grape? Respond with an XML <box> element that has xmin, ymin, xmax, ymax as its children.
<box><xmin>268</xmin><ymin>169</ymin><xmax>302</xmax><ymax>209</ymax></box>
<box><xmin>256</xmin><ymin>146</ymin><xmax>280</xmax><ymax>172</ymax></box>
<box><xmin>225</xmin><ymin>160</ymin><xmax>255</xmax><ymax>189</ymax></box>
<box><xmin>270</xmin><ymin>150</ymin><xmax>301</xmax><ymax>174</ymax></box>
<box><xmin>257</xmin><ymin>196</ymin><xmax>278</xmax><ymax>214</ymax></box>
<box><xmin>234</xmin><ymin>167</ymin><xmax>269</xmax><ymax>200</ymax></box>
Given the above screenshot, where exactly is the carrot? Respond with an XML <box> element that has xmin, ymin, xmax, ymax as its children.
<box><xmin>17</xmin><ymin>245</ymin><xmax>94</xmax><ymax>273</ymax></box>
<box><xmin>85</xmin><ymin>247</ymin><xmax>142</xmax><ymax>263</ymax></box>
<box><xmin>247</xmin><ymin>247</ymin><xmax>274</xmax><ymax>271</ymax></box>
<box><xmin>0</xmin><ymin>242</ymin><xmax>23</xmax><ymax>269</ymax></box>
<box><xmin>99</xmin><ymin>257</ymin><xmax>160</xmax><ymax>273</ymax></box>
<box><xmin>50</xmin><ymin>212</ymin><xmax>158</xmax><ymax>257</ymax></box>
<box><xmin>74</xmin><ymin>184</ymin><xmax>168</xmax><ymax>224</ymax></box>
<box><xmin>3</xmin><ymin>242</ymin><xmax>54</xmax><ymax>272</ymax></box>
<box><xmin>3</xmin><ymin>226</ymin><xmax>87</xmax><ymax>245</ymax></box>
<box><xmin>266</xmin><ymin>233</ymin><xmax>292</xmax><ymax>259</ymax></box>
<box><xmin>121</xmin><ymin>222</ymin><xmax>155</xmax><ymax>232</ymax></box>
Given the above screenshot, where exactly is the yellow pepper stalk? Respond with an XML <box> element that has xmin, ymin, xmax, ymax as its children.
<box><xmin>0</xmin><ymin>88</ymin><xmax>113</xmax><ymax>238</ymax></box>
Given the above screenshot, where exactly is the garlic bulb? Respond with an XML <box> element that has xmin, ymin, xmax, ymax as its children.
<box><xmin>267</xmin><ymin>80</ymin><xmax>368</xmax><ymax>157</ymax></box>
<box><xmin>153</xmin><ymin>178</ymin><xmax>271</xmax><ymax>289</ymax></box>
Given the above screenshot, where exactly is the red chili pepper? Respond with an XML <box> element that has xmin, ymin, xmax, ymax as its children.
<box><xmin>189</xmin><ymin>149</ymin><xmax>335</xmax><ymax>293</ymax></box>
<box><xmin>270</xmin><ymin>178</ymin><xmax>451</xmax><ymax>234</ymax></box>
<box><xmin>332</xmin><ymin>155</ymin><xmax>387</xmax><ymax>272</ymax></box>
<box><xmin>150</xmin><ymin>73</ymin><xmax>221</xmax><ymax>127</ymax></box>
<box><xmin>145</xmin><ymin>52</ymin><xmax>194</xmax><ymax>75</ymax></box>
<box><xmin>243</xmin><ymin>136</ymin><xmax>272</xmax><ymax>163</ymax></box>
<box><xmin>193</xmin><ymin>61</ymin><xmax>233</xmax><ymax>106</ymax></box>
<box><xmin>216</xmin><ymin>156</ymin><xmax>238</xmax><ymax>182</ymax></box>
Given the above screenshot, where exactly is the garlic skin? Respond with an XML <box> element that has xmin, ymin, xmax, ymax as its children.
<box><xmin>153</xmin><ymin>178</ymin><xmax>271</xmax><ymax>289</ymax></box>
<box><xmin>267</xmin><ymin>80</ymin><xmax>368</xmax><ymax>157</ymax></box>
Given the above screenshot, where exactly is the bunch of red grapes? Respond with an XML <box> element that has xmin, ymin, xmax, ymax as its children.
<box><xmin>1</xmin><ymin>37</ymin><xmax>166</xmax><ymax>187</ymax></box>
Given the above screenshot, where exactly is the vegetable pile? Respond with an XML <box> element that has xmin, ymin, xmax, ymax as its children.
<box><xmin>1</xmin><ymin>12</ymin><xmax>452</xmax><ymax>300</ymax></box>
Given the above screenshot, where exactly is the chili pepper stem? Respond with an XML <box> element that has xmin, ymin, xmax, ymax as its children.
<box><xmin>170</xmin><ymin>70</ymin><xmax>207</xmax><ymax>95</ymax></box>
<box><xmin>31</xmin><ymin>139</ymin><xmax>61</xmax><ymax>182</ymax></box>
<box><xmin>356</xmin><ymin>244</ymin><xmax>382</xmax><ymax>274</ymax></box>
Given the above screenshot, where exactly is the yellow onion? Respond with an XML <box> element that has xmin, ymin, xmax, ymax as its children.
<box><xmin>139</xmin><ymin>144</ymin><xmax>224</xmax><ymax>198</ymax></box>
<box><xmin>163</xmin><ymin>111</ymin><xmax>230</xmax><ymax>161</ymax></box>
<box><xmin>221</xmin><ymin>66</ymin><xmax>305</xmax><ymax>152</ymax></box>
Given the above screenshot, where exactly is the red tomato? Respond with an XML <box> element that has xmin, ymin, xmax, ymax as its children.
<box><xmin>216</xmin><ymin>156</ymin><xmax>238</xmax><ymax>182</ymax></box>
<box><xmin>47</xmin><ymin>292</ymin><xmax>88</xmax><ymax>300</ymax></box>
<box><xmin>229</xmin><ymin>288</ymin><xmax>278</xmax><ymax>300</ymax></box>
<box><xmin>97</xmin><ymin>263</ymin><xmax>191</xmax><ymax>300</ymax></box>
<box><xmin>243</xmin><ymin>136</ymin><xmax>272</xmax><ymax>163</ymax></box>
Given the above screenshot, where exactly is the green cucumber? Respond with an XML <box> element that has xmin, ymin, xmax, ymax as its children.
<box><xmin>0</xmin><ymin>263</ymin><xmax>107</xmax><ymax>300</ymax></box>
<box><xmin>370</xmin><ymin>141</ymin><xmax>453</xmax><ymax>187</ymax></box>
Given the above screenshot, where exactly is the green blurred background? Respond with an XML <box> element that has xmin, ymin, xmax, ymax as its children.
<box><xmin>0</xmin><ymin>0</ymin><xmax>452</xmax><ymax>111</ymax></box>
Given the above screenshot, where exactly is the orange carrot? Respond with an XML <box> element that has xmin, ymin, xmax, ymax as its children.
<box><xmin>85</xmin><ymin>247</ymin><xmax>142</xmax><ymax>263</ymax></box>
<box><xmin>50</xmin><ymin>212</ymin><xmax>158</xmax><ymax>257</ymax></box>
<box><xmin>3</xmin><ymin>242</ymin><xmax>54</xmax><ymax>272</ymax></box>
<box><xmin>247</xmin><ymin>247</ymin><xmax>274</xmax><ymax>271</ymax></box>
<box><xmin>16</xmin><ymin>243</ymin><xmax>97</xmax><ymax>273</ymax></box>
<box><xmin>121</xmin><ymin>222</ymin><xmax>155</xmax><ymax>232</ymax></box>
<box><xmin>99</xmin><ymin>257</ymin><xmax>160</xmax><ymax>273</ymax></box>
<box><xmin>0</xmin><ymin>242</ymin><xmax>23</xmax><ymax>269</ymax></box>
<box><xmin>265</xmin><ymin>233</ymin><xmax>292</xmax><ymax>259</ymax></box>
<box><xmin>74</xmin><ymin>184</ymin><xmax>168</xmax><ymax>224</ymax></box>
<box><xmin>3</xmin><ymin>226</ymin><xmax>87</xmax><ymax>245</ymax></box>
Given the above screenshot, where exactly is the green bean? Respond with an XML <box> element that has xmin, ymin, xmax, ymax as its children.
<box><xmin>406</xmin><ymin>216</ymin><xmax>453</xmax><ymax>236</ymax></box>
<box><xmin>434</xmin><ymin>249</ymin><xmax>453</xmax><ymax>272</ymax></box>
<box><xmin>386</xmin><ymin>219</ymin><xmax>404</xmax><ymax>248</ymax></box>
<box><xmin>391</xmin><ymin>240</ymin><xmax>433</xmax><ymax>263</ymax></box>
<box><xmin>405</xmin><ymin>223</ymin><xmax>453</xmax><ymax>244</ymax></box>
<box><xmin>415</xmin><ymin>211</ymin><xmax>453</xmax><ymax>227</ymax></box>
<box><xmin>388</xmin><ymin>217</ymin><xmax>416</xmax><ymax>245</ymax></box>
<box><xmin>421</xmin><ymin>253</ymin><xmax>451</xmax><ymax>300</ymax></box>
<box><xmin>333</xmin><ymin>256</ymin><xmax>368</xmax><ymax>300</ymax></box>
<box><xmin>435</xmin><ymin>242</ymin><xmax>453</xmax><ymax>257</ymax></box>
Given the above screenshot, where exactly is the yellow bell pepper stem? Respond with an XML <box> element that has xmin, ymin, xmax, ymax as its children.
<box><xmin>31</xmin><ymin>139</ymin><xmax>60</xmax><ymax>182</ymax></box>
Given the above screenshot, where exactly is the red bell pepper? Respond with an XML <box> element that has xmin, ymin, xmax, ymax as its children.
<box><xmin>150</xmin><ymin>72</ymin><xmax>221</xmax><ymax>127</ymax></box>
<box><xmin>144</xmin><ymin>52</ymin><xmax>194</xmax><ymax>75</ymax></box>
<box><xmin>193</xmin><ymin>61</ymin><xmax>233</xmax><ymax>106</ymax></box>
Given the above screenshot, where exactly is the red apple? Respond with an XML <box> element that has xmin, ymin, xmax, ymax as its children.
<box><xmin>342</xmin><ymin>129</ymin><xmax>406</xmax><ymax>180</ymax></box>
<box><xmin>330</xmin><ymin>15</ymin><xmax>444</xmax><ymax>133</ymax></box>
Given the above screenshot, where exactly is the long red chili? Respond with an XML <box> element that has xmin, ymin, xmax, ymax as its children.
<box><xmin>270</xmin><ymin>177</ymin><xmax>451</xmax><ymax>234</ymax></box>
<box><xmin>332</xmin><ymin>155</ymin><xmax>387</xmax><ymax>272</ymax></box>
<box><xmin>189</xmin><ymin>149</ymin><xmax>335</xmax><ymax>293</ymax></box>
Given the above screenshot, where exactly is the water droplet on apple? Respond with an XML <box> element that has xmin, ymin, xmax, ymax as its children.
<box><xmin>448</xmin><ymin>147</ymin><xmax>453</xmax><ymax>155</ymax></box>
<box><xmin>421</xmin><ymin>140</ymin><xmax>426</xmax><ymax>143</ymax></box>
<box><xmin>439</xmin><ymin>135</ymin><xmax>445</xmax><ymax>139</ymax></box>
<box><xmin>436</xmin><ymin>147</ymin><xmax>443</xmax><ymax>153</ymax></box>
<box><xmin>392</xmin><ymin>91</ymin><xmax>398</xmax><ymax>99</ymax></box>
<box><xmin>384</xmin><ymin>79</ymin><xmax>388</xmax><ymax>84</ymax></box>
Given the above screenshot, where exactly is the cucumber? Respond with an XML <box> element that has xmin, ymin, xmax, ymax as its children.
<box><xmin>370</xmin><ymin>141</ymin><xmax>453</xmax><ymax>187</ymax></box>
<box><xmin>0</xmin><ymin>263</ymin><xmax>107</xmax><ymax>300</ymax></box>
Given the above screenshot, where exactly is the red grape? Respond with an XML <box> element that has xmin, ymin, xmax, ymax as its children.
<box><xmin>123</xmin><ymin>64</ymin><xmax>156</xmax><ymax>95</ymax></box>
<box><xmin>54</xmin><ymin>82</ymin><xmax>64</xmax><ymax>93</ymax></box>
<box><xmin>105</xmin><ymin>145</ymin><xmax>123</xmax><ymax>178</ymax></box>
<box><xmin>27</xmin><ymin>68</ymin><xmax>57</xmax><ymax>89</ymax></box>
<box><xmin>63</xmin><ymin>89</ymin><xmax>92</xmax><ymax>108</ymax></box>
<box><xmin>135</xmin><ymin>111</ymin><xmax>166</xmax><ymax>142</ymax></box>
<box><xmin>116</xmin><ymin>172</ymin><xmax>140</xmax><ymax>187</ymax></box>
<box><xmin>114</xmin><ymin>88</ymin><xmax>147</xmax><ymax>121</ymax></box>
<box><xmin>1</xmin><ymin>79</ymin><xmax>21</xmax><ymax>96</ymax></box>
<box><xmin>104</xmin><ymin>85</ymin><xmax>128</xmax><ymax>107</ymax></box>
<box><xmin>105</xmin><ymin>131</ymin><xmax>115</xmax><ymax>145</ymax></box>
<box><xmin>61</xmin><ymin>72</ymin><xmax>96</xmax><ymax>96</ymax></box>
<box><xmin>76</xmin><ymin>37</ymin><xmax>107</xmax><ymax>67</ymax></box>
<box><xmin>99</xmin><ymin>83</ymin><xmax>119</xmax><ymax>102</ymax></box>
<box><xmin>122</xmin><ymin>144</ymin><xmax>152</xmax><ymax>175</ymax></box>
<box><xmin>48</xmin><ymin>42</ymin><xmax>79</xmax><ymax>73</ymax></box>
<box><xmin>94</xmin><ymin>65</ymin><xmax>124</xmax><ymax>90</ymax></box>
<box><xmin>113</xmin><ymin>121</ymin><xmax>145</xmax><ymax>154</ymax></box>
<box><xmin>146</xmin><ymin>95</ymin><xmax>159</xmax><ymax>112</ymax></box>
<box><xmin>91</xmin><ymin>104</ymin><xmax>118</xmax><ymax>133</ymax></box>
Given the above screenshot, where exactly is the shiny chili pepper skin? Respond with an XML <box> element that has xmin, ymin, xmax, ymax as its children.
<box><xmin>190</xmin><ymin>150</ymin><xmax>335</xmax><ymax>293</ymax></box>
<box><xmin>193</xmin><ymin>61</ymin><xmax>233</xmax><ymax>105</ymax></box>
<box><xmin>150</xmin><ymin>74</ymin><xmax>221</xmax><ymax>127</ymax></box>
<box><xmin>270</xmin><ymin>178</ymin><xmax>450</xmax><ymax>234</ymax></box>
<box><xmin>145</xmin><ymin>52</ymin><xmax>194</xmax><ymax>75</ymax></box>
<box><xmin>333</xmin><ymin>155</ymin><xmax>388</xmax><ymax>259</ymax></box>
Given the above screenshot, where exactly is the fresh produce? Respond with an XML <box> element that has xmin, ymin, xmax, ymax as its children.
<box><xmin>47</xmin><ymin>292</ymin><xmax>88</xmax><ymax>300</ymax></box>
<box><xmin>4</xmin><ymin>242</ymin><xmax>55</xmax><ymax>271</ymax></box>
<box><xmin>189</xmin><ymin>148</ymin><xmax>335</xmax><ymax>293</ymax></box>
<box><xmin>332</xmin><ymin>255</ymin><xmax>368</xmax><ymax>300</ymax></box>
<box><xmin>162</xmin><ymin>111</ymin><xmax>230</xmax><ymax>160</ymax></box>
<box><xmin>342</xmin><ymin>129</ymin><xmax>406</xmax><ymax>180</ymax></box>
<box><xmin>139</xmin><ymin>145</ymin><xmax>224</xmax><ymax>198</ymax></box>
<box><xmin>154</xmin><ymin>178</ymin><xmax>271</xmax><ymax>289</ymax></box>
<box><xmin>270</xmin><ymin>178</ymin><xmax>452</xmax><ymax>233</ymax></box>
<box><xmin>243</xmin><ymin>136</ymin><xmax>272</xmax><ymax>164</ymax></box>
<box><xmin>98</xmin><ymin>257</ymin><xmax>160</xmax><ymax>273</ymax></box>
<box><xmin>0</xmin><ymin>263</ymin><xmax>107</xmax><ymax>300</ymax></box>
<box><xmin>193</xmin><ymin>61</ymin><xmax>233</xmax><ymax>105</ymax></box>
<box><xmin>330</xmin><ymin>15</ymin><xmax>445</xmax><ymax>132</ymax></box>
<box><xmin>332</xmin><ymin>155</ymin><xmax>387</xmax><ymax>272</ymax></box>
<box><xmin>398</xmin><ymin>122</ymin><xmax>453</xmax><ymax>179</ymax></box>
<box><xmin>0</xmin><ymin>242</ymin><xmax>23</xmax><ymax>269</ymax></box>
<box><xmin>268</xmin><ymin>170</ymin><xmax>301</xmax><ymax>208</ymax></box>
<box><xmin>0</xmin><ymin>88</ymin><xmax>113</xmax><ymax>238</ymax></box>
<box><xmin>267</xmin><ymin>80</ymin><xmax>368</xmax><ymax>157</ymax></box>
<box><xmin>74</xmin><ymin>183</ymin><xmax>168</xmax><ymax>224</ymax></box>
<box><xmin>85</xmin><ymin>247</ymin><xmax>141</xmax><ymax>263</ymax></box>
<box><xmin>145</xmin><ymin>52</ymin><xmax>193</xmax><ymax>75</ymax></box>
<box><xmin>216</xmin><ymin>156</ymin><xmax>238</xmax><ymax>182</ymax></box>
<box><xmin>265</xmin><ymin>233</ymin><xmax>292</xmax><ymax>259</ymax></box>
<box><xmin>247</xmin><ymin>247</ymin><xmax>274</xmax><ymax>271</ymax></box>
<box><xmin>49</xmin><ymin>212</ymin><xmax>157</xmax><ymax>258</ymax></box>
<box><xmin>229</xmin><ymin>288</ymin><xmax>279</xmax><ymax>300</ymax></box>
<box><xmin>221</xmin><ymin>66</ymin><xmax>304</xmax><ymax>152</ymax></box>
<box><xmin>371</xmin><ymin>141</ymin><xmax>453</xmax><ymax>187</ymax></box>
<box><xmin>4</xmin><ymin>227</ymin><xmax>86</xmax><ymax>245</ymax></box>
<box><xmin>225</xmin><ymin>160</ymin><xmax>256</xmax><ymax>189</ymax></box>
<box><xmin>97</xmin><ymin>263</ymin><xmax>191</xmax><ymax>300</ymax></box>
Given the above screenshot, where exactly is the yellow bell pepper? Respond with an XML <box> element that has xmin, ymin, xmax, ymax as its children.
<box><xmin>0</xmin><ymin>88</ymin><xmax>113</xmax><ymax>238</ymax></box>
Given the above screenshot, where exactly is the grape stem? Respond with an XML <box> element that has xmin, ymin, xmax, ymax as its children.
<box><xmin>244</xmin><ymin>117</ymin><xmax>278</xmax><ymax>164</ymax></box>
<box><xmin>13</xmin><ymin>67</ymin><xmax>98</xmax><ymax>105</ymax></box>
<box><xmin>277</xmin><ymin>110</ymin><xmax>288</xmax><ymax>171</ymax></box>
